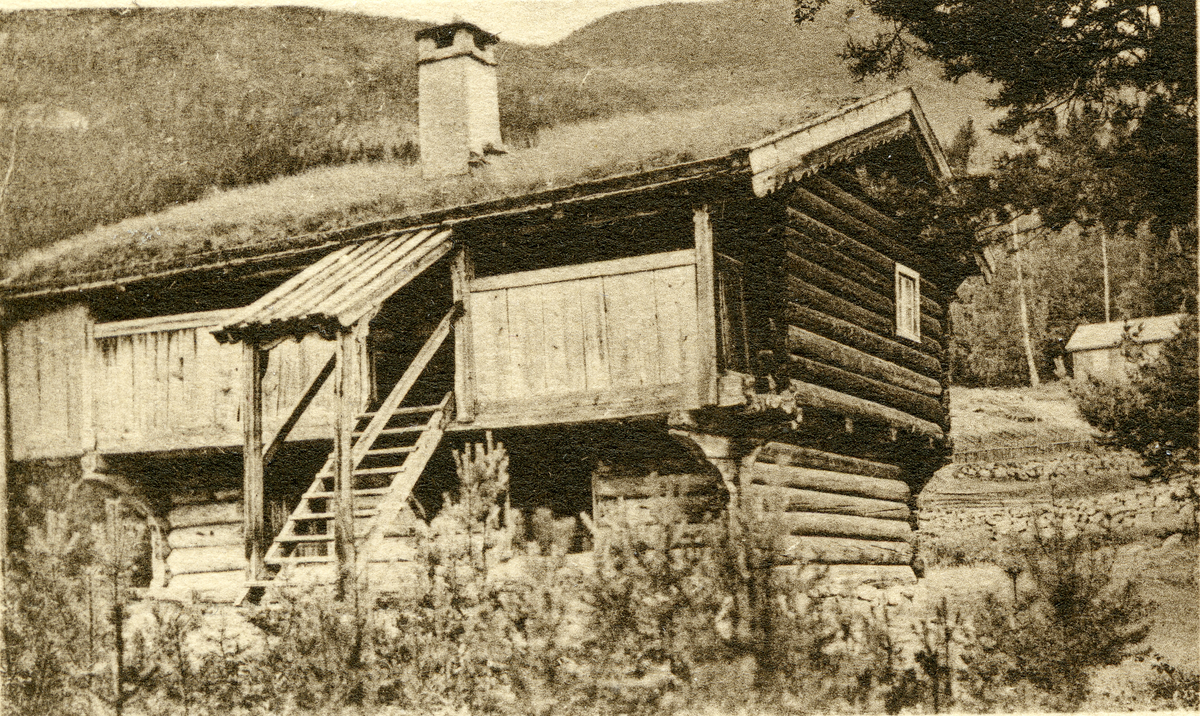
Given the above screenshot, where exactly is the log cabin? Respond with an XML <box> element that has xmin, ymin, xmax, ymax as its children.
<box><xmin>0</xmin><ymin>22</ymin><xmax>981</xmax><ymax>603</ymax></box>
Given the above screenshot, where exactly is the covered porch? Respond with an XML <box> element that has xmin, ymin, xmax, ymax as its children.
<box><xmin>204</xmin><ymin>202</ymin><xmax>743</xmax><ymax>593</ymax></box>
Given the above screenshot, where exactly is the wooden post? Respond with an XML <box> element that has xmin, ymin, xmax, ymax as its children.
<box><xmin>0</xmin><ymin>319</ymin><xmax>8</xmax><ymax>708</ymax></box>
<box><xmin>80</xmin><ymin>312</ymin><xmax>96</xmax><ymax>454</ymax></box>
<box><xmin>333</xmin><ymin>328</ymin><xmax>358</xmax><ymax>599</ymax></box>
<box><xmin>1100</xmin><ymin>227</ymin><xmax>1111</xmax><ymax>323</ymax></box>
<box><xmin>694</xmin><ymin>205</ymin><xmax>719</xmax><ymax>406</ymax></box>
<box><xmin>242</xmin><ymin>344</ymin><xmax>267</xmax><ymax>580</ymax></box>
<box><xmin>451</xmin><ymin>248</ymin><xmax>475</xmax><ymax>422</ymax></box>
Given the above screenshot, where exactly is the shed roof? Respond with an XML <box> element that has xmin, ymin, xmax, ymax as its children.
<box><xmin>213</xmin><ymin>226</ymin><xmax>451</xmax><ymax>345</ymax></box>
<box><xmin>1065</xmin><ymin>314</ymin><xmax>1186</xmax><ymax>353</ymax></box>
<box><xmin>1</xmin><ymin>88</ymin><xmax>950</xmax><ymax>298</ymax></box>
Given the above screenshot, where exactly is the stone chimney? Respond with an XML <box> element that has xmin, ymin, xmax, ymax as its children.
<box><xmin>416</xmin><ymin>22</ymin><xmax>504</xmax><ymax>178</ymax></box>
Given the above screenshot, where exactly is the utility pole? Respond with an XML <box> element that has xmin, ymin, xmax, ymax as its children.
<box><xmin>1100</xmin><ymin>227</ymin><xmax>1111</xmax><ymax>323</ymax></box>
<box><xmin>1013</xmin><ymin>224</ymin><xmax>1040</xmax><ymax>387</ymax></box>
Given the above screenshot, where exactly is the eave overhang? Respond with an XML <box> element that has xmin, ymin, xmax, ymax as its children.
<box><xmin>0</xmin><ymin>156</ymin><xmax>741</xmax><ymax>302</ymax></box>
<box><xmin>740</xmin><ymin>88</ymin><xmax>953</xmax><ymax>197</ymax></box>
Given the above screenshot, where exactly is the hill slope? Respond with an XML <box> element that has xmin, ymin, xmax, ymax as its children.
<box><xmin>0</xmin><ymin>1</ymin><xmax>994</xmax><ymax>268</ymax></box>
<box><xmin>551</xmin><ymin>0</ymin><xmax>1000</xmax><ymax>146</ymax></box>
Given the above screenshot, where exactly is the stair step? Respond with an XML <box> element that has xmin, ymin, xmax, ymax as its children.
<box><xmin>306</xmin><ymin>488</ymin><xmax>390</xmax><ymax>499</ymax></box>
<box><xmin>316</xmin><ymin>466</ymin><xmax>405</xmax><ymax>478</ymax></box>
<box><xmin>270</xmin><ymin>555</ymin><xmax>335</xmax><ymax>564</ymax></box>
<box><xmin>278</xmin><ymin>527</ymin><xmax>374</xmax><ymax>542</ymax></box>
<box><xmin>357</xmin><ymin>404</ymin><xmax>439</xmax><ymax>420</ymax></box>
<box><xmin>353</xmin><ymin>425</ymin><xmax>426</xmax><ymax>438</ymax></box>
<box><xmin>276</xmin><ymin>534</ymin><xmax>335</xmax><ymax>543</ymax></box>
<box><xmin>365</xmin><ymin>446</ymin><xmax>416</xmax><ymax>456</ymax></box>
<box><xmin>289</xmin><ymin>509</ymin><xmax>377</xmax><ymax>521</ymax></box>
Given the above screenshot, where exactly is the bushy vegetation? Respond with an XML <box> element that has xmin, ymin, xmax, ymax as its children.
<box><xmin>1145</xmin><ymin>652</ymin><xmax>1200</xmax><ymax>709</ymax></box>
<box><xmin>1070</xmin><ymin>314</ymin><xmax>1198</xmax><ymax>476</ymax></box>
<box><xmin>5</xmin><ymin>439</ymin><xmax>1171</xmax><ymax>715</ymax></box>
<box><xmin>975</xmin><ymin>533</ymin><xmax>1153</xmax><ymax>709</ymax></box>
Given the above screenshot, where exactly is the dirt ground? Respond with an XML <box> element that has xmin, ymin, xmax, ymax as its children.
<box><xmin>949</xmin><ymin>383</ymin><xmax>1097</xmax><ymax>453</ymax></box>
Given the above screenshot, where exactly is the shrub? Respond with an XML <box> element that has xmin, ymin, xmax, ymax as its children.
<box><xmin>1070</xmin><ymin>313</ymin><xmax>1198</xmax><ymax>476</ymax></box>
<box><xmin>1145</xmin><ymin>653</ymin><xmax>1200</xmax><ymax>709</ymax></box>
<box><xmin>3</xmin><ymin>435</ymin><xmax>1168</xmax><ymax>714</ymax></box>
<box><xmin>580</xmin><ymin>504</ymin><xmax>744</xmax><ymax>711</ymax></box>
<box><xmin>6</xmin><ymin>495</ymin><xmax>150</xmax><ymax>716</ymax></box>
<box><xmin>973</xmin><ymin>530</ymin><xmax>1152</xmax><ymax>709</ymax></box>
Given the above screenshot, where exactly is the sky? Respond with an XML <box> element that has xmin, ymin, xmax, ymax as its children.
<box><xmin>0</xmin><ymin>0</ymin><xmax>699</xmax><ymax>44</ymax></box>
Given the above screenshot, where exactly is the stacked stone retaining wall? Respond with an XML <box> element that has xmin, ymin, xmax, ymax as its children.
<box><xmin>920</xmin><ymin>478</ymin><xmax>1196</xmax><ymax>546</ymax></box>
<box><xmin>950</xmin><ymin>451</ymin><xmax>1146</xmax><ymax>482</ymax></box>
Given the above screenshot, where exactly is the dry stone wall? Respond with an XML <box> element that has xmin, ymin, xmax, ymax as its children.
<box><xmin>920</xmin><ymin>477</ymin><xmax>1196</xmax><ymax>546</ymax></box>
<box><xmin>950</xmin><ymin>451</ymin><xmax>1145</xmax><ymax>482</ymax></box>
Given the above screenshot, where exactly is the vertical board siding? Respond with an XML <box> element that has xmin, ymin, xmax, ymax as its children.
<box><xmin>470</xmin><ymin>252</ymin><xmax>700</xmax><ymax>425</ymax></box>
<box><xmin>7</xmin><ymin>305</ymin><xmax>88</xmax><ymax>461</ymax></box>
<box><xmin>92</xmin><ymin>319</ymin><xmax>359</xmax><ymax>454</ymax></box>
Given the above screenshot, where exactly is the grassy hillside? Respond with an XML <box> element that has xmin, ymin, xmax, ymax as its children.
<box><xmin>0</xmin><ymin>1</ymin><xmax>996</xmax><ymax>270</ymax></box>
<box><xmin>552</xmin><ymin>0</ymin><xmax>1002</xmax><ymax>150</ymax></box>
<box><xmin>948</xmin><ymin>382</ymin><xmax>1097</xmax><ymax>454</ymax></box>
<box><xmin>0</xmin><ymin>8</ymin><xmax>426</xmax><ymax>261</ymax></box>
<box><xmin>4</xmin><ymin>92</ymin><xmax>830</xmax><ymax>288</ymax></box>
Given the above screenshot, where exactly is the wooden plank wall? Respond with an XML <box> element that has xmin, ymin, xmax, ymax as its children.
<box><xmin>746</xmin><ymin>442</ymin><xmax>913</xmax><ymax>565</ymax></box>
<box><xmin>776</xmin><ymin>175</ymin><xmax>947</xmax><ymax>432</ymax></box>
<box><xmin>469</xmin><ymin>250</ymin><xmax>701</xmax><ymax>426</ymax></box>
<box><xmin>6</xmin><ymin>304</ymin><xmax>88</xmax><ymax>461</ymax></box>
<box><xmin>93</xmin><ymin>314</ymin><xmax>365</xmax><ymax>454</ymax></box>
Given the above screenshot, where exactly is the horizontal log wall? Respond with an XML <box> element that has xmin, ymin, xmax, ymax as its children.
<box><xmin>593</xmin><ymin>471</ymin><xmax>724</xmax><ymax>528</ymax></box>
<box><xmin>746</xmin><ymin>442</ymin><xmax>913</xmax><ymax>566</ymax></box>
<box><xmin>772</xmin><ymin>173</ymin><xmax>948</xmax><ymax>432</ymax></box>
<box><xmin>165</xmin><ymin>492</ymin><xmax>243</xmax><ymax>578</ymax></box>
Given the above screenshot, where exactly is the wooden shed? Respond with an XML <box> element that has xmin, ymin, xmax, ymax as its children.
<box><xmin>1065</xmin><ymin>313</ymin><xmax>1185</xmax><ymax>382</ymax></box>
<box><xmin>0</xmin><ymin>26</ymin><xmax>980</xmax><ymax>601</ymax></box>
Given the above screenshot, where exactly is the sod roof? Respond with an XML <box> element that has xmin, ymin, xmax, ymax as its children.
<box><xmin>2</xmin><ymin>91</ymin><xmax>842</xmax><ymax>294</ymax></box>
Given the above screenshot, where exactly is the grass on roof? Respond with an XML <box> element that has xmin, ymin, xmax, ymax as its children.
<box><xmin>3</xmin><ymin>91</ymin><xmax>836</xmax><ymax>289</ymax></box>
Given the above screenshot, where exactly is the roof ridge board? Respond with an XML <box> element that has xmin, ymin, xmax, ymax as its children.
<box><xmin>744</xmin><ymin>87</ymin><xmax>953</xmax><ymax>194</ymax></box>
<box><xmin>741</xmin><ymin>88</ymin><xmax>914</xmax><ymax>152</ymax></box>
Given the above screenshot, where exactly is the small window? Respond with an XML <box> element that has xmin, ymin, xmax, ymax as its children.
<box><xmin>895</xmin><ymin>263</ymin><xmax>920</xmax><ymax>341</ymax></box>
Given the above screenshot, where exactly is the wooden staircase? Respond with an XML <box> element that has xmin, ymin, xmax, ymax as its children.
<box><xmin>259</xmin><ymin>305</ymin><xmax>459</xmax><ymax>585</ymax></box>
<box><xmin>264</xmin><ymin>392</ymin><xmax>451</xmax><ymax>578</ymax></box>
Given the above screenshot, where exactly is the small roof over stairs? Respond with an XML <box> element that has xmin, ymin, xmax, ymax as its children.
<box><xmin>213</xmin><ymin>226</ymin><xmax>452</xmax><ymax>345</ymax></box>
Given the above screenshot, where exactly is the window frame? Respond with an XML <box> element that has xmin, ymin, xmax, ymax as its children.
<box><xmin>894</xmin><ymin>262</ymin><xmax>921</xmax><ymax>342</ymax></box>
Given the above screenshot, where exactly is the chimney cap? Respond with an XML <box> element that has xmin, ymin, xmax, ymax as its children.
<box><xmin>415</xmin><ymin>22</ymin><xmax>499</xmax><ymax>49</ymax></box>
